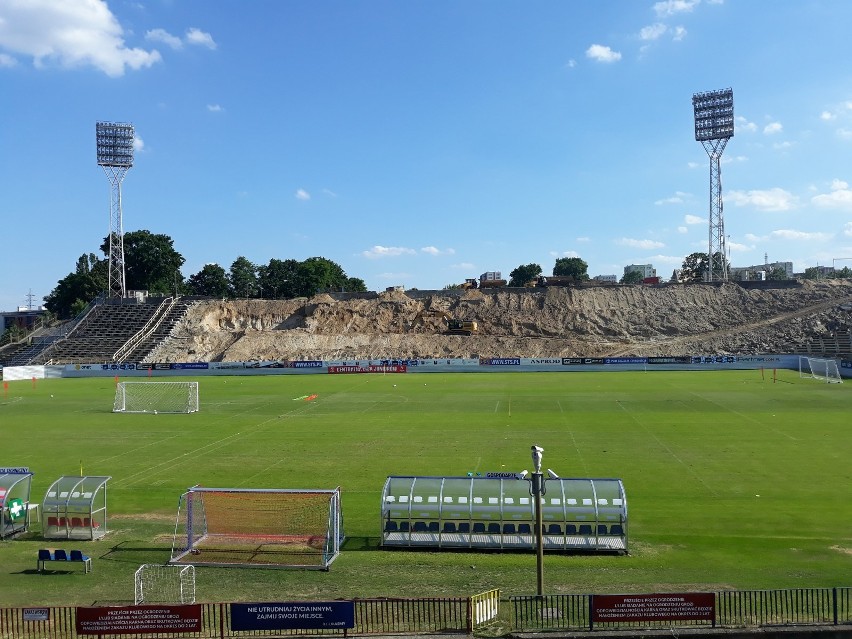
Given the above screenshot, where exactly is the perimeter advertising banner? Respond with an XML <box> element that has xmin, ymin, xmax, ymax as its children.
<box><xmin>75</xmin><ymin>605</ymin><xmax>202</xmax><ymax>635</ymax></box>
<box><xmin>592</xmin><ymin>593</ymin><xmax>715</xmax><ymax>623</ymax></box>
<box><xmin>230</xmin><ymin>602</ymin><xmax>355</xmax><ymax>630</ymax></box>
<box><xmin>327</xmin><ymin>365</ymin><xmax>407</xmax><ymax>374</ymax></box>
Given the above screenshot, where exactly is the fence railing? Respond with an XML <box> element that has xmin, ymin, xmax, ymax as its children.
<box><xmin>0</xmin><ymin>593</ymin><xmax>497</xmax><ymax>639</ymax></box>
<box><xmin>511</xmin><ymin>587</ymin><xmax>852</xmax><ymax>632</ymax></box>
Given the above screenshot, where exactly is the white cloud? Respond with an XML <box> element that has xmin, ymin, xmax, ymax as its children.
<box><xmin>770</xmin><ymin>229</ymin><xmax>832</xmax><ymax>241</ymax></box>
<box><xmin>773</xmin><ymin>141</ymin><xmax>792</xmax><ymax>150</ymax></box>
<box><xmin>820</xmin><ymin>110</ymin><xmax>836</xmax><ymax>121</ymax></box>
<box><xmin>744</xmin><ymin>233</ymin><xmax>765</xmax><ymax>242</ymax></box>
<box><xmin>763</xmin><ymin>121</ymin><xmax>783</xmax><ymax>135</ymax></box>
<box><xmin>648</xmin><ymin>254</ymin><xmax>686</xmax><ymax>265</ymax></box>
<box><xmin>837</xmin><ymin>128</ymin><xmax>852</xmax><ymax>139</ymax></box>
<box><xmin>639</xmin><ymin>23</ymin><xmax>667</xmax><ymax>41</ymax></box>
<box><xmin>616</xmin><ymin>238</ymin><xmax>665</xmax><ymax>250</ymax></box>
<box><xmin>133</xmin><ymin>135</ymin><xmax>144</xmax><ymax>152</ymax></box>
<box><xmin>727</xmin><ymin>241</ymin><xmax>752</xmax><ymax>252</ymax></box>
<box><xmin>145</xmin><ymin>28</ymin><xmax>182</xmax><ymax>50</ymax></box>
<box><xmin>684</xmin><ymin>214</ymin><xmax>704</xmax><ymax>225</ymax></box>
<box><xmin>677</xmin><ymin>226</ymin><xmax>688</xmax><ymax>234</ymax></box>
<box><xmin>654</xmin><ymin>0</ymin><xmax>699</xmax><ymax>18</ymax></box>
<box><xmin>586</xmin><ymin>44</ymin><xmax>621</xmax><ymax>63</ymax></box>
<box><xmin>362</xmin><ymin>246</ymin><xmax>417</xmax><ymax>259</ymax></box>
<box><xmin>185</xmin><ymin>28</ymin><xmax>217</xmax><ymax>50</ymax></box>
<box><xmin>565</xmin><ymin>59</ymin><xmax>577</xmax><ymax>68</ymax></box>
<box><xmin>549</xmin><ymin>250</ymin><xmax>581</xmax><ymax>258</ymax></box>
<box><xmin>671</xmin><ymin>26</ymin><xmax>687</xmax><ymax>41</ymax></box>
<box><xmin>452</xmin><ymin>262</ymin><xmax>475</xmax><ymax>270</ymax></box>
<box><xmin>844</xmin><ymin>222</ymin><xmax>852</xmax><ymax>238</ymax></box>
<box><xmin>811</xmin><ymin>179</ymin><xmax>852</xmax><ymax>209</ymax></box>
<box><xmin>655</xmin><ymin>191</ymin><xmax>689</xmax><ymax>205</ymax></box>
<box><xmin>736</xmin><ymin>116</ymin><xmax>758</xmax><ymax>133</ymax></box>
<box><xmin>576</xmin><ymin>236</ymin><xmax>591</xmax><ymax>243</ymax></box>
<box><xmin>0</xmin><ymin>0</ymin><xmax>161</xmax><ymax>77</ymax></box>
<box><xmin>420</xmin><ymin>246</ymin><xmax>455</xmax><ymax>256</ymax></box>
<box><xmin>207</xmin><ymin>104</ymin><xmax>223</xmax><ymax>112</ymax></box>
<box><xmin>687</xmin><ymin>161</ymin><xmax>701</xmax><ymax>169</ymax></box>
<box><xmin>322</xmin><ymin>188</ymin><xmax>338</xmax><ymax>198</ymax></box>
<box><xmin>0</xmin><ymin>52</ymin><xmax>17</xmax><ymax>67</ymax></box>
<box><xmin>295</xmin><ymin>189</ymin><xmax>310</xmax><ymax>201</ymax></box>
<box><xmin>727</xmin><ymin>188</ymin><xmax>797</xmax><ymax>211</ymax></box>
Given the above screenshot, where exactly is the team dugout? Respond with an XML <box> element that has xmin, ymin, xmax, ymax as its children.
<box><xmin>381</xmin><ymin>475</ymin><xmax>627</xmax><ymax>553</ymax></box>
<box><xmin>42</xmin><ymin>476</ymin><xmax>111</xmax><ymax>541</ymax></box>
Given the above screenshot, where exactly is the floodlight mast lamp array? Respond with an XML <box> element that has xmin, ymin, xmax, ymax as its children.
<box><xmin>96</xmin><ymin>121</ymin><xmax>134</xmax><ymax>299</ymax></box>
<box><xmin>693</xmin><ymin>88</ymin><xmax>734</xmax><ymax>283</ymax></box>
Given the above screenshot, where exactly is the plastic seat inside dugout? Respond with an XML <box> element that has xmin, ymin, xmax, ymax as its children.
<box><xmin>42</xmin><ymin>476</ymin><xmax>111</xmax><ymax>540</ymax></box>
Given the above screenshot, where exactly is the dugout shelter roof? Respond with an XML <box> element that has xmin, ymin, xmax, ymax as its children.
<box><xmin>42</xmin><ymin>475</ymin><xmax>111</xmax><ymax>541</ymax></box>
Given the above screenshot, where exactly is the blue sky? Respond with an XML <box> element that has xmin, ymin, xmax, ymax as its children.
<box><xmin>2</xmin><ymin>0</ymin><xmax>852</xmax><ymax>311</ymax></box>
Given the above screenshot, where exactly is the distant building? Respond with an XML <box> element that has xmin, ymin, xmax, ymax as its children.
<box><xmin>593</xmin><ymin>274</ymin><xmax>618</xmax><ymax>283</ymax></box>
<box><xmin>0</xmin><ymin>307</ymin><xmax>46</xmax><ymax>334</ymax></box>
<box><xmin>730</xmin><ymin>261</ymin><xmax>794</xmax><ymax>280</ymax></box>
<box><xmin>624</xmin><ymin>264</ymin><xmax>656</xmax><ymax>279</ymax></box>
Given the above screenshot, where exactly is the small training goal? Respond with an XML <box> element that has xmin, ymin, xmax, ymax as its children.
<box><xmin>170</xmin><ymin>486</ymin><xmax>344</xmax><ymax>570</ymax></box>
<box><xmin>799</xmin><ymin>356</ymin><xmax>843</xmax><ymax>384</ymax></box>
<box><xmin>113</xmin><ymin>381</ymin><xmax>200</xmax><ymax>413</ymax></box>
<box><xmin>134</xmin><ymin>564</ymin><xmax>196</xmax><ymax>604</ymax></box>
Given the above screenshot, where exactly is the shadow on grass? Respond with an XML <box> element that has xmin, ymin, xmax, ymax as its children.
<box><xmin>99</xmin><ymin>540</ymin><xmax>173</xmax><ymax>564</ymax></box>
<box><xmin>336</xmin><ymin>536</ymin><xmax>382</xmax><ymax>551</ymax></box>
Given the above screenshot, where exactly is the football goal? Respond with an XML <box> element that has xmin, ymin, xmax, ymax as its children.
<box><xmin>799</xmin><ymin>356</ymin><xmax>843</xmax><ymax>384</ymax></box>
<box><xmin>134</xmin><ymin>564</ymin><xmax>196</xmax><ymax>604</ymax></box>
<box><xmin>113</xmin><ymin>381</ymin><xmax>200</xmax><ymax>413</ymax></box>
<box><xmin>170</xmin><ymin>486</ymin><xmax>344</xmax><ymax>570</ymax></box>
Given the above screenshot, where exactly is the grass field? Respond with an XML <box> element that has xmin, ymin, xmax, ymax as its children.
<box><xmin>0</xmin><ymin>369</ymin><xmax>850</xmax><ymax>607</ymax></box>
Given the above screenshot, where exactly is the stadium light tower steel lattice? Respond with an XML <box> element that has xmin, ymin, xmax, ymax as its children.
<box><xmin>693</xmin><ymin>88</ymin><xmax>734</xmax><ymax>282</ymax></box>
<box><xmin>96</xmin><ymin>121</ymin><xmax>134</xmax><ymax>299</ymax></box>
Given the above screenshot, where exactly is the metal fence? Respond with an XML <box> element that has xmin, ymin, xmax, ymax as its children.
<box><xmin>511</xmin><ymin>587</ymin><xmax>852</xmax><ymax>632</ymax></box>
<box><xmin>0</xmin><ymin>592</ymin><xmax>500</xmax><ymax>639</ymax></box>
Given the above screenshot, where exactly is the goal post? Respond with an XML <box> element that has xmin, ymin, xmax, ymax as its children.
<box><xmin>134</xmin><ymin>564</ymin><xmax>196</xmax><ymax>604</ymax></box>
<box><xmin>170</xmin><ymin>486</ymin><xmax>344</xmax><ymax>570</ymax></box>
<box><xmin>113</xmin><ymin>381</ymin><xmax>200</xmax><ymax>413</ymax></box>
<box><xmin>799</xmin><ymin>356</ymin><xmax>843</xmax><ymax>384</ymax></box>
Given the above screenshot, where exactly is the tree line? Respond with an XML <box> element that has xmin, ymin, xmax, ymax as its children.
<box><xmin>44</xmin><ymin>230</ymin><xmax>366</xmax><ymax>319</ymax></box>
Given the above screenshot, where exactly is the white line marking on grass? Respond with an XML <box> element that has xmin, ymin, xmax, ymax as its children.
<box><xmin>616</xmin><ymin>400</ymin><xmax>719</xmax><ymax>497</ymax></box>
<box><xmin>557</xmin><ymin>400</ymin><xmax>590</xmax><ymax>476</ymax></box>
<box><xmin>685</xmin><ymin>391</ymin><xmax>799</xmax><ymax>441</ymax></box>
<box><xmin>96</xmin><ymin>434</ymin><xmax>183</xmax><ymax>464</ymax></box>
<box><xmin>494</xmin><ymin>401</ymin><xmax>500</xmax><ymax>413</ymax></box>
<box><xmin>0</xmin><ymin>397</ymin><xmax>23</xmax><ymax>406</ymax></box>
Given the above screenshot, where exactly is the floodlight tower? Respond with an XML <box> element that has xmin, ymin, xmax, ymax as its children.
<box><xmin>96</xmin><ymin>121</ymin><xmax>135</xmax><ymax>299</ymax></box>
<box><xmin>692</xmin><ymin>88</ymin><xmax>734</xmax><ymax>282</ymax></box>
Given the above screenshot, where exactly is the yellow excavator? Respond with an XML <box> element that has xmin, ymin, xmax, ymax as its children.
<box><xmin>413</xmin><ymin>310</ymin><xmax>478</xmax><ymax>336</ymax></box>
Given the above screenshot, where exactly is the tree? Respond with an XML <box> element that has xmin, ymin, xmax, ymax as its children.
<box><xmin>258</xmin><ymin>258</ymin><xmax>300</xmax><ymax>299</ymax></box>
<box><xmin>835</xmin><ymin>266</ymin><xmax>852</xmax><ymax>279</ymax></box>
<box><xmin>187</xmin><ymin>263</ymin><xmax>229</xmax><ymax>297</ymax></box>
<box><xmin>508</xmin><ymin>263</ymin><xmax>542</xmax><ymax>287</ymax></box>
<box><xmin>345</xmin><ymin>277</ymin><xmax>368</xmax><ymax>292</ymax></box>
<box><xmin>43</xmin><ymin>252</ymin><xmax>108</xmax><ymax>319</ymax></box>
<box><xmin>100</xmin><ymin>230</ymin><xmax>185</xmax><ymax>295</ymax></box>
<box><xmin>680</xmin><ymin>252</ymin><xmax>709</xmax><ymax>282</ymax></box>
<box><xmin>228</xmin><ymin>256</ymin><xmax>259</xmax><ymax>298</ymax></box>
<box><xmin>767</xmin><ymin>266</ymin><xmax>788</xmax><ymax>281</ymax></box>
<box><xmin>620</xmin><ymin>270</ymin><xmax>643</xmax><ymax>284</ymax></box>
<box><xmin>291</xmin><ymin>257</ymin><xmax>349</xmax><ymax>297</ymax></box>
<box><xmin>553</xmin><ymin>257</ymin><xmax>589</xmax><ymax>280</ymax></box>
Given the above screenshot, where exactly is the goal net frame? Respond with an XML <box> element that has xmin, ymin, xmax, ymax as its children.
<box><xmin>169</xmin><ymin>486</ymin><xmax>344</xmax><ymax>570</ymax></box>
<box><xmin>113</xmin><ymin>381</ymin><xmax>200</xmax><ymax>413</ymax></box>
<box><xmin>134</xmin><ymin>564</ymin><xmax>196</xmax><ymax>604</ymax></box>
<box><xmin>798</xmin><ymin>356</ymin><xmax>843</xmax><ymax>384</ymax></box>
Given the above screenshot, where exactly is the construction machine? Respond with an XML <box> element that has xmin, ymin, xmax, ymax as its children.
<box><xmin>412</xmin><ymin>309</ymin><xmax>478</xmax><ymax>336</ymax></box>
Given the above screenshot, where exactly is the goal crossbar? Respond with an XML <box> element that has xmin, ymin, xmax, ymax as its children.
<box><xmin>798</xmin><ymin>356</ymin><xmax>843</xmax><ymax>384</ymax></box>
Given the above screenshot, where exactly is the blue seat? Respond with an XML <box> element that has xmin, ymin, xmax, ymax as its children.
<box><xmin>412</xmin><ymin>521</ymin><xmax>428</xmax><ymax>532</ymax></box>
<box><xmin>428</xmin><ymin>522</ymin><xmax>439</xmax><ymax>533</ymax></box>
<box><xmin>610</xmin><ymin>524</ymin><xmax>624</xmax><ymax>536</ymax></box>
<box><xmin>457</xmin><ymin>522</ymin><xmax>470</xmax><ymax>533</ymax></box>
<box><xmin>503</xmin><ymin>523</ymin><xmax>516</xmax><ymax>535</ymax></box>
<box><xmin>37</xmin><ymin>549</ymin><xmax>53</xmax><ymax>571</ymax></box>
<box><xmin>384</xmin><ymin>520</ymin><xmax>398</xmax><ymax>532</ymax></box>
<box><xmin>518</xmin><ymin>523</ymin><xmax>531</xmax><ymax>535</ymax></box>
<box><xmin>566</xmin><ymin>524</ymin><xmax>578</xmax><ymax>535</ymax></box>
<box><xmin>442</xmin><ymin>522</ymin><xmax>457</xmax><ymax>533</ymax></box>
<box><xmin>487</xmin><ymin>523</ymin><xmax>501</xmax><ymax>534</ymax></box>
<box><xmin>548</xmin><ymin>524</ymin><xmax>563</xmax><ymax>535</ymax></box>
<box><xmin>398</xmin><ymin>521</ymin><xmax>410</xmax><ymax>532</ymax></box>
<box><xmin>54</xmin><ymin>549</ymin><xmax>69</xmax><ymax>561</ymax></box>
<box><xmin>472</xmin><ymin>522</ymin><xmax>486</xmax><ymax>534</ymax></box>
<box><xmin>597</xmin><ymin>524</ymin><xmax>608</xmax><ymax>535</ymax></box>
<box><xmin>578</xmin><ymin>524</ymin><xmax>593</xmax><ymax>535</ymax></box>
<box><xmin>70</xmin><ymin>550</ymin><xmax>92</xmax><ymax>573</ymax></box>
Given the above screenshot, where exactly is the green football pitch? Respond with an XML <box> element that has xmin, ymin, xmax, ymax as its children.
<box><xmin>0</xmin><ymin>369</ymin><xmax>850</xmax><ymax>606</ymax></box>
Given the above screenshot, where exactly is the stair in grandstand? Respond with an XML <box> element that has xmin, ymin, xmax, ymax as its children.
<box><xmin>121</xmin><ymin>299</ymin><xmax>198</xmax><ymax>363</ymax></box>
<box><xmin>792</xmin><ymin>330</ymin><xmax>852</xmax><ymax>357</ymax></box>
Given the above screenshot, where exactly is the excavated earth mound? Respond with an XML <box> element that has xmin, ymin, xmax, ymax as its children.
<box><xmin>147</xmin><ymin>280</ymin><xmax>852</xmax><ymax>362</ymax></box>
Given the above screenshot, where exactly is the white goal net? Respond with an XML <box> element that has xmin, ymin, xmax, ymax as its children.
<box><xmin>134</xmin><ymin>564</ymin><xmax>196</xmax><ymax>604</ymax></box>
<box><xmin>799</xmin><ymin>356</ymin><xmax>843</xmax><ymax>384</ymax></box>
<box><xmin>113</xmin><ymin>381</ymin><xmax>200</xmax><ymax>413</ymax></box>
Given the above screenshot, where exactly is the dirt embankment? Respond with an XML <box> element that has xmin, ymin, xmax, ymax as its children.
<box><xmin>146</xmin><ymin>280</ymin><xmax>852</xmax><ymax>362</ymax></box>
